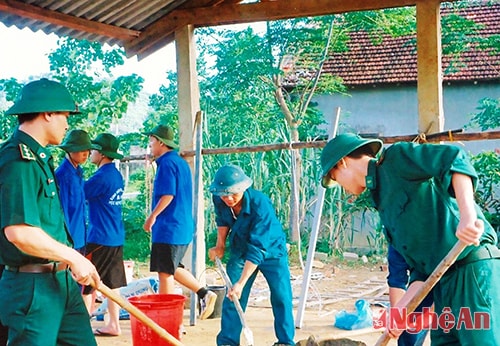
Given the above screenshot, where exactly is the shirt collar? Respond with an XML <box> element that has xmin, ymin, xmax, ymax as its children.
<box><xmin>155</xmin><ymin>150</ymin><xmax>175</xmax><ymax>164</ymax></box>
<box><xmin>366</xmin><ymin>158</ymin><xmax>377</xmax><ymax>190</ymax></box>
<box><xmin>240</xmin><ymin>189</ymin><xmax>251</xmax><ymax>215</ymax></box>
<box><xmin>14</xmin><ymin>129</ymin><xmax>52</xmax><ymax>164</ymax></box>
<box><xmin>62</xmin><ymin>157</ymin><xmax>84</xmax><ymax>176</ymax></box>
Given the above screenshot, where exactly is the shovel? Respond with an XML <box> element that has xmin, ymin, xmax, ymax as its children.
<box><xmin>375</xmin><ymin>240</ymin><xmax>467</xmax><ymax>346</ymax></box>
<box><xmin>92</xmin><ymin>281</ymin><xmax>184</xmax><ymax>346</ymax></box>
<box><xmin>214</xmin><ymin>256</ymin><xmax>254</xmax><ymax>346</ymax></box>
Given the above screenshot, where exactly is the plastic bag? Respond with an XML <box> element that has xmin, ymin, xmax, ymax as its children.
<box><xmin>334</xmin><ymin>299</ymin><xmax>373</xmax><ymax>330</ymax></box>
<box><xmin>94</xmin><ymin>276</ymin><xmax>159</xmax><ymax>320</ymax></box>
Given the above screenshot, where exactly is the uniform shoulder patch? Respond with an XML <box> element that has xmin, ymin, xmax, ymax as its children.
<box><xmin>19</xmin><ymin>144</ymin><xmax>36</xmax><ymax>161</ymax></box>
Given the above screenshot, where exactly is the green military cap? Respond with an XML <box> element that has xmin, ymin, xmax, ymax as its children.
<box><xmin>144</xmin><ymin>125</ymin><xmax>178</xmax><ymax>149</ymax></box>
<box><xmin>59</xmin><ymin>130</ymin><xmax>101</xmax><ymax>153</ymax></box>
<box><xmin>92</xmin><ymin>133</ymin><xmax>123</xmax><ymax>160</ymax></box>
<box><xmin>210</xmin><ymin>164</ymin><xmax>253</xmax><ymax>196</ymax></box>
<box><xmin>320</xmin><ymin>133</ymin><xmax>383</xmax><ymax>188</ymax></box>
<box><xmin>5</xmin><ymin>78</ymin><xmax>80</xmax><ymax>115</ymax></box>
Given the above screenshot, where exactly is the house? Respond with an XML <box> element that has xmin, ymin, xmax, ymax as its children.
<box><xmin>313</xmin><ymin>2</ymin><xmax>500</xmax><ymax>153</ymax></box>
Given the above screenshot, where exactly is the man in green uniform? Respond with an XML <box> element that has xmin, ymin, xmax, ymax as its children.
<box><xmin>320</xmin><ymin>133</ymin><xmax>500</xmax><ymax>345</ymax></box>
<box><xmin>0</xmin><ymin>78</ymin><xmax>100</xmax><ymax>346</ymax></box>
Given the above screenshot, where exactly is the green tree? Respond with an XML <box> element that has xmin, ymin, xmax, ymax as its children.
<box><xmin>143</xmin><ymin>1</ymin><xmax>500</xmax><ymax>259</ymax></box>
<box><xmin>0</xmin><ymin>38</ymin><xmax>144</xmax><ymax>147</ymax></box>
<box><xmin>468</xmin><ymin>97</ymin><xmax>500</xmax><ymax>131</ymax></box>
<box><xmin>0</xmin><ymin>37</ymin><xmax>147</xmax><ymax>260</ymax></box>
<box><xmin>467</xmin><ymin>96</ymin><xmax>500</xmax><ymax>232</ymax></box>
<box><xmin>48</xmin><ymin>38</ymin><xmax>144</xmax><ymax>140</ymax></box>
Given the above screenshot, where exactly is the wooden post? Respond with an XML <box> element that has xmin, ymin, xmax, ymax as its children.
<box><xmin>175</xmin><ymin>25</ymin><xmax>206</xmax><ymax>325</ymax></box>
<box><xmin>416</xmin><ymin>0</ymin><xmax>444</xmax><ymax>135</ymax></box>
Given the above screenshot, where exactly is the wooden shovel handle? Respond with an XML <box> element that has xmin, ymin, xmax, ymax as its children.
<box><xmin>375</xmin><ymin>241</ymin><xmax>467</xmax><ymax>346</ymax></box>
<box><xmin>93</xmin><ymin>281</ymin><xmax>184</xmax><ymax>346</ymax></box>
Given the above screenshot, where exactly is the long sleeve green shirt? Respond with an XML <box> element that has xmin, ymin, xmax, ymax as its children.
<box><xmin>0</xmin><ymin>129</ymin><xmax>71</xmax><ymax>266</ymax></box>
<box><xmin>367</xmin><ymin>141</ymin><xmax>497</xmax><ymax>282</ymax></box>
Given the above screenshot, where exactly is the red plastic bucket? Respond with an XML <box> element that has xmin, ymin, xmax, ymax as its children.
<box><xmin>128</xmin><ymin>294</ymin><xmax>186</xmax><ymax>346</ymax></box>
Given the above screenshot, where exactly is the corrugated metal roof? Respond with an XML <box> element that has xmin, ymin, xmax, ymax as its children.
<box><xmin>0</xmin><ymin>0</ymin><xmax>186</xmax><ymax>48</ymax></box>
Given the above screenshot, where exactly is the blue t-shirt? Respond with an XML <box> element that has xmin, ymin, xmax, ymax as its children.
<box><xmin>213</xmin><ymin>188</ymin><xmax>288</xmax><ymax>265</ymax></box>
<box><xmin>151</xmin><ymin>151</ymin><xmax>194</xmax><ymax>245</ymax></box>
<box><xmin>55</xmin><ymin>157</ymin><xmax>87</xmax><ymax>249</ymax></box>
<box><xmin>84</xmin><ymin>163</ymin><xmax>125</xmax><ymax>246</ymax></box>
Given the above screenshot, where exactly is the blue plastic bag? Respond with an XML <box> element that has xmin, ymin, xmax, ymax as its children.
<box><xmin>334</xmin><ymin>299</ymin><xmax>373</xmax><ymax>330</ymax></box>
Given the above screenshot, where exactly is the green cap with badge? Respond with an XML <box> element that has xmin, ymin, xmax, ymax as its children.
<box><xmin>320</xmin><ymin>133</ymin><xmax>383</xmax><ymax>188</ymax></box>
<box><xmin>5</xmin><ymin>78</ymin><xmax>80</xmax><ymax>115</ymax></box>
<box><xmin>59</xmin><ymin>130</ymin><xmax>101</xmax><ymax>153</ymax></box>
<box><xmin>92</xmin><ymin>133</ymin><xmax>123</xmax><ymax>160</ymax></box>
<box><xmin>144</xmin><ymin>125</ymin><xmax>178</xmax><ymax>149</ymax></box>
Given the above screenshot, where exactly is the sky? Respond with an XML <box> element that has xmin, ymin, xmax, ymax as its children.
<box><xmin>0</xmin><ymin>22</ymin><xmax>177</xmax><ymax>93</ymax></box>
<box><xmin>0</xmin><ymin>22</ymin><xmax>265</xmax><ymax>94</ymax></box>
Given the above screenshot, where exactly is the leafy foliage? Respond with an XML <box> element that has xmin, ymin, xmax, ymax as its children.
<box><xmin>467</xmin><ymin>97</ymin><xmax>500</xmax><ymax>131</ymax></box>
<box><xmin>467</xmin><ymin>96</ymin><xmax>500</xmax><ymax>231</ymax></box>
<box><xmin>471</xmin><ymin>152</ymin><xmax>500</xmax><ymax>228</ymax></box>
<box><xmin>123</xmin><ymin>170</ymin><xmax>152</xmax><ymax>262</ymax></box>
<box><xmin>142</xmin><ymin>3</ymin><xmax>500</xmax><ymax>260</ymax></box>
<box><xmin>0</xmin><ymin>37</ymin><xmax>144</xmax><ymax>148</ymax></box>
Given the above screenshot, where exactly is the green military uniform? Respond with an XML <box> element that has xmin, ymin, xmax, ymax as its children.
<box><xmin>367</xmin><ymin>141</ymin><xmax>500</xmax><ymax>345</ymax></box>
<box><xmin>0</xmin><ymin>130</ymin><xmax>96</xmax><ymax>346</ymax></box>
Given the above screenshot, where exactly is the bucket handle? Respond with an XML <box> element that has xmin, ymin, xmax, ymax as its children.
<box><xmin>198</xmin><ymin>266</ymin><xmax>225</xmax><ymax>287</ymax></box>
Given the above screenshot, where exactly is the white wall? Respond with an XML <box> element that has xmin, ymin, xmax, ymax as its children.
<box><xmin>313</xmin><ymin>81</ymin><xmax>500</xmax><ymax>250</ymax></box>
<box><xmin>314</xmin><ymin>81</ymin><xmax>500</xmax><ymax>154</ymax></box>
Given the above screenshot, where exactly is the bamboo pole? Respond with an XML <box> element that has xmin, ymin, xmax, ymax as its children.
<box><xmin>190</xmin><ymin>110</ymin><xmax>204</xmax><ymax>325</ymax></box>
<box><xmin>121</xmin><ymin>130</ymin><xmax>500</xmax><ymax>161</ymax></box>
<box><xmin>295</xmin><ymin>107</ymin><xmax>341</xmax><ymax>329</ymax></box>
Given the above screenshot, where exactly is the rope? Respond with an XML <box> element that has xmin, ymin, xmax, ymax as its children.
<box><xmin>412</xmin><ymin>133</ymin><xmax>427</xmax><ymax>143</ymax></box>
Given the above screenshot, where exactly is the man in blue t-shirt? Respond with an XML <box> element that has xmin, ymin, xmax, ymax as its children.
<box><xmin>83</xmin><ymin>133</ymin><xmax>127</xmax><ymax>337</ymax></box>
<box><xmin>143</xmin><ymin>124</ymin><xmax>216</xmax><ymax>320</ymax></box>
<box><xmin>56</xmin><ymin>129</ymin><xmax>100</xmax><ymax>253</ymax></box>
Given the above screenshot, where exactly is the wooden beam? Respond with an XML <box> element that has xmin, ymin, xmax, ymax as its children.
<box><xmin>0</xmin><ymin>0</ymin><xmax>140</xmax><ymax>41</ymax></box>
<box><xmin>416</xmin><ymin>0</ymin><xmax>444</xmax><ymax>134</ymax></box>
<box><xmin>136</xmin><ymin>33</ymin><xmax>175</xmax><ymax>60</ymax></box>
<box><xmin>183</xmin><ymin>0</ymin><xmax>420</xmax><ymax>25</ymax></box>
<box><xmin>125</xmin><ymin>0</ymin><xmax>420</xmax><ymax>58</ymax></box>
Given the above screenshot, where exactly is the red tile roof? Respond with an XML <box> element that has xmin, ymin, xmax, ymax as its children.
<box><xmin>320</xmin><ymin>3</ymin><xmax>499</xmax><ymax>86</ymax></box>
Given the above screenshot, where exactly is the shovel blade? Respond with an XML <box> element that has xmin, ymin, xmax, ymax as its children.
<box><xmin>242</xmin><ymin>327</ymin><xmax>254</xmax><ymax>346</ymax></box>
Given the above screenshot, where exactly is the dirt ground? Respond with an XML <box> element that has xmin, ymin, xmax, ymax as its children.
<box><xmin>92</xmin><ymin>260</ymin><xmax>430</xmax><ymax>346</ymax></box>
